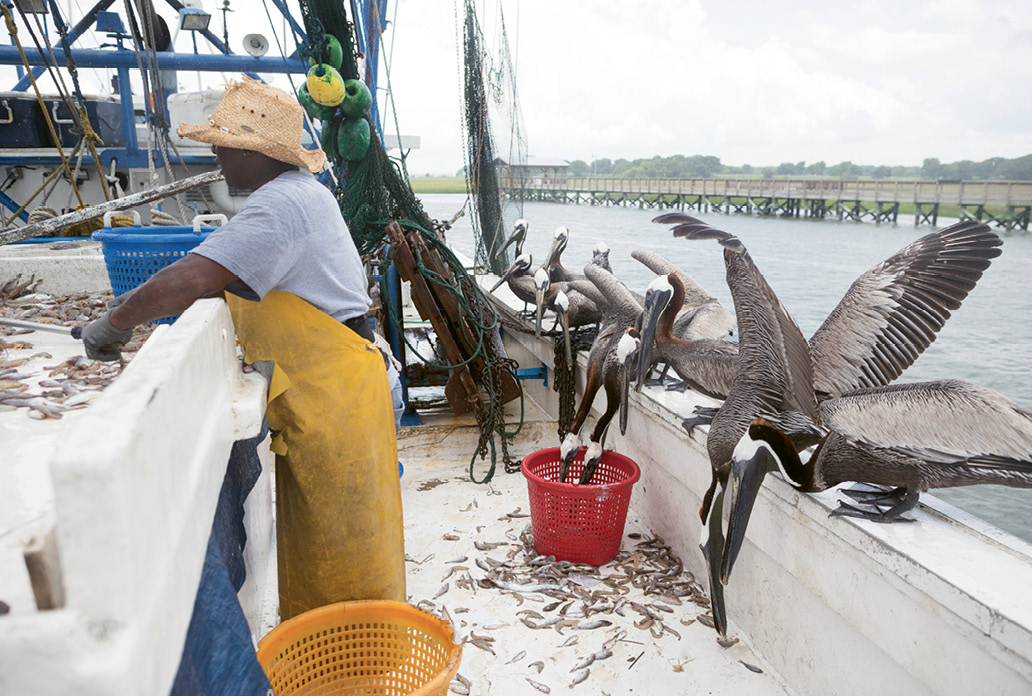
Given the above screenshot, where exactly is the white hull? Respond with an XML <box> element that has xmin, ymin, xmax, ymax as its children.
<box><xmin>2</xmin><ymin>248</ymin><xmax>1031</xmax><ymax>694</ymax></box>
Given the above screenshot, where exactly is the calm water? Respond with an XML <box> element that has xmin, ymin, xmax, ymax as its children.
<box><xmin>419</xmin><ymin>193</ymin><xmax>1032</xmax><ymax>542</ymax></box>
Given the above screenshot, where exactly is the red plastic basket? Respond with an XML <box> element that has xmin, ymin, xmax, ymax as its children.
<box><xmin>521</xmin><ymin>447</ymin><xmax>640</xmax><ymax>566</ymax></box>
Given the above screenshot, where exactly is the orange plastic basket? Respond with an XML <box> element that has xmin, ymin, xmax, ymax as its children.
<box><xmin>256</xmin><ymin>600</ymin><xmax>462</xmax><ymax>696</ymax></box>
<box><xmin>521</xmin><ymin>446</ymin><xmax>640</xmax><ymax>566</ymax></box>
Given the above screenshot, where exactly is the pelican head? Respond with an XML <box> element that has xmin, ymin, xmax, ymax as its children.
<box><xmin>496</xmin><ymin>219</ymin><xmax>528</xmax><ymax>259</ymax></box>
<box><xmin>578</xmin><ymin>438</ymin><xmax>605</xmax><ymax>485</ymax></box>
<box><xmin>544</xmin><ymin>226</ymin><xmax>570</xmax><ymax>272</ymax></box>
<box><xmin>617</xmin><ymin>327</ymin><xmax>640</xmax><ymax>435</ymax></box>
<box><xmin>722</xmin><ymin>419</ymin><xmax>806</xmax><ymax>585</ymax></box>
<box><xmin>559</xmin><ymin>431</ymin><xmax>580</xmax><ymax>483</ymax></box>
<box><xmin>554</xmin><ymin>289</ymin><xmax>573</xmax><ymax>366</ymax></box>
<box><xmin>490</xmin><ymin>253</ymin><xmax>532</xmax><ymax>292</ymax></box>
<box><xmin>533</xmin><ymin>267</ymin><xmax>550</xmax><ymax>338</ymax></box>
<box><xmin>635</xmin><ymin>274</ymin><xmax>676</xmax><ymax>391</ymax></box>
<box><xmin>592</xmin><ymin>241</ymin><xmax>611</xmax><ymax>268</ymax></box>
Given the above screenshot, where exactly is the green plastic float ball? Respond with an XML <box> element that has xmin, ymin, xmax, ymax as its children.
<box><xmin>306</xmin><ymin>64</ymin><xmax>346</xmax><ymax>107</ymax></box>
<box><xmin>341</xmin><ymin>79</ymin><xmax>373</xmax><ymax>118</ymax></box>
<box><xmin>307</xmin><ymin>34</ymin><xmax>344</xmax><ymax>71</ymax></box>
<box><xmin>319</xmin><ymin>114</ymin><xmax>344</xmax><ymax>160</ymax></box>
<box><xmin>337</xmin><ymin>116</ymin><xmax>371</xmax><ymax>161</ymax></box>
<box><xmin>298</xmin><ymin>82</ymin><xmax>338</xmax><ymax>121</ymax></box>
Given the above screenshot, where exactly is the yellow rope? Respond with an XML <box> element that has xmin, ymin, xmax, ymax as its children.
<box><xmin>2</xmin><ymin>5</ymin><xmax>84</xmax><ymax>208</ymax></box>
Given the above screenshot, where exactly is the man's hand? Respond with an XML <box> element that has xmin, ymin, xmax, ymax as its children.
<box><xmin>81</xmin><ymin>313</ymin><xmax>134</xmax><ymax>361</ymax></box>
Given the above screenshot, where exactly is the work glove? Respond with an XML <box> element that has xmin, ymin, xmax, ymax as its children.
<box><xmin>81</xmin><ymin>313</ymin><xmax>134</xmax><ymax>362</ymax></box>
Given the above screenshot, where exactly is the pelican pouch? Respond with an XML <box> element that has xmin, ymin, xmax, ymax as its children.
<box><xmin>226</xmin><ymin>291</ymin><xmax>405</xmax><ymax>620</ymax></box>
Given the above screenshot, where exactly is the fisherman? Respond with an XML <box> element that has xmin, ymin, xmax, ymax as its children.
<box><xmin>79</xmin><ymin>76</ymin><xmax>406</xmax><ymax>620</ymax></box>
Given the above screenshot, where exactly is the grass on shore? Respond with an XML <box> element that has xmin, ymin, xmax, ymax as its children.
<box><xmin>409</xmin><ymin>177</ymin><xmax>466</xmax><ymax>194</ymax></box>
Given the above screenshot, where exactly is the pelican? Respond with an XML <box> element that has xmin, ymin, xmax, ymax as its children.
<box><xmin>559</xmin><ymin>264</ymin><xmax>644</xmax><ymax>483</ymax></box>
<box><xmin>533</xmin><ymin>267</ymin><xmax>550</xmax><ymax>338</ymax></box>
<box><xmin>591</xmin><ymin>241</ymin><xmax>612</xmax><ymax>272</ymax></box>
<box><xmin>632</xmin><ymin>249</ymin><xmax>736</xmax><ymax>339</ymax></box>
<box><xmin>543</xmin><ymin>226</ymin><xmax>576</xmax><ymax>282</ymax></box>
<box><xmin>635</xmin><ymin>273</ymin><xmax>738</xmax><ymax>400</ymax></box>
<box><xmin>655</xmin><ymin>214</ymin><xmax>1003</xmax><ymax>639</ymax></box>
<box><xmin>495</xmin><ymin>219</ymin><xmax>528</xmax><ymax>259</ymax></box>
<box><xmin>490</xmin><ymin>252</ymin><xmax>535</xmax><ymax>305</ymax></box>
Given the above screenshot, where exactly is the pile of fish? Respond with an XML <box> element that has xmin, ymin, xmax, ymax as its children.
<box><xmin>407</xmin><ymin>507</ymin><xmax>735</xmax><ymax>695</ymax></box>
<box><xmin>1</xmin><ymin>278</ymin><xmax>153</xmax><ymax>419</ymax></box>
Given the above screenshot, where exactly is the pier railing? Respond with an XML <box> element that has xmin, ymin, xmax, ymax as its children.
<box><xmin>506</xmin><ymin>176</ymin><xmax>1032</xmax><ymax>229</ymax></box>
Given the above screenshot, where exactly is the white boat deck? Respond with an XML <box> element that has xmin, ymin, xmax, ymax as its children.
<box><xmin>398</xmin><ymin>419</ymin><xmax>791</xmax><ymax>696</ymax></box>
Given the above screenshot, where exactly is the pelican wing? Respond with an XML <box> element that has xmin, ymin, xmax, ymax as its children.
<box><xmin>631</xmin><ymin>249</ymin><xmax>720</xmax><ymax>305</ymax></box>
<box><xmin>820</xmin><ymin>380</ymin><xmax>1032</xmax><ymax>461</ymax></box>
<box><xmin>810</xmin><ymin>221</ymin><xmax>1002</xmax><ymax>399</ymax></box>
<box><xmin>583</xmin><ymin>263</ymin><xmax>644</xmax><ymax>323</ymax></box>
<box><xmin>673</xmin><ymin>223</ymin><xmax>819</xmax><ymax>422</ymax></box>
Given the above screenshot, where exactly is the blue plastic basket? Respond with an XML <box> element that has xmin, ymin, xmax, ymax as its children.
<box><xmin>92</xmin><ymin>213</ymin><xmax>226</xmax><ymax>325</ymax></box>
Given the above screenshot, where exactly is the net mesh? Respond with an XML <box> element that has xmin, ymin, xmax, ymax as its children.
<box><xmin>460</xmin><ymin>0</ymin><xmax>527</xmax><ymax>275</ymax></box>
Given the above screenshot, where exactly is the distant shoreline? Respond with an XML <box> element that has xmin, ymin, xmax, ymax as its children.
<box><xmin>410</xmin><ymin>177</ymin><xmax>467</xmax><ymax>194</ymax></box>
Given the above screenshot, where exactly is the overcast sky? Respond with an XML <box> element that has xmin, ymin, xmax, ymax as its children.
<box><xmin>3</xmin><ymin>0</ymin><xmax>1028</xmax><ymax>176</ymax></box>
<box><xmin>382</xmin><ymin>0</ymin><xmax>1032</xmax><ymax>175</ymax></box>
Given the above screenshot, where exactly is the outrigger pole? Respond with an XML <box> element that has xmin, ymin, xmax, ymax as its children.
<box><xmin>0</xmin><ymin>169</ymin><xmax>224</xmax><ymax>245</ymax></box>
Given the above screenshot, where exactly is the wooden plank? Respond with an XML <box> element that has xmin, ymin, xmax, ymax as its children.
<box><xmin>387</xmin><ymin>223</ymin><xmax>480</xmax><ymax>416</ymax></box>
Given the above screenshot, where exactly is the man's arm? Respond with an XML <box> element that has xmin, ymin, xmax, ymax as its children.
<box><xmin>108</xmin><ymin>253</ymin><xmax>238</xmax><ymax>328</ymax></box>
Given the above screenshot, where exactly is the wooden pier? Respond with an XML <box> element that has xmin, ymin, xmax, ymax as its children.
<box><xmin>507</xmin><ymin>177</ymin><xmax>1032</xmax><ymax>230</ymax></box>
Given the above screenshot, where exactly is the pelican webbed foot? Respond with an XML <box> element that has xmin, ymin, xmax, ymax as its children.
<box><xmin>839</xmin><ymin>483</ymin><xmax>905</xmax><ymax>506</ymax></box>
<box><xmin>664</xmin><ymin>380</ymin><xmax>692</xmax><ymax>393</ymax></box>
<box><xmin>830</xmin><ymin>488</ymin><xmax>920</xmax><ymax>523</ymax></box>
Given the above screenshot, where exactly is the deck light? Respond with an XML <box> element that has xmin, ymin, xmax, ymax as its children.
<box><xmin>178</xmin><ymin>7</ymin><xmax>211</xmax><ymax>31</ymax></box>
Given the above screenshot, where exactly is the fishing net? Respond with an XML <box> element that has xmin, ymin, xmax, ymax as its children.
<box><xmin>460</xmin><ymin>0</ymin><xmax>528</xmax><ymax>276</ymax></box>
<box><xmin>295</xmin><ymin>0</ymin><xmax>524</xmax><ymax>482</ymax></box>
<box><xmin>296</xmin><ymin>0</ymin><xmax>435</xmax><ymax>255</ymax></box>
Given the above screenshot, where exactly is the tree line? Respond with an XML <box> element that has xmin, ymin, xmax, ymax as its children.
<box><xmin>562</xmin><ymin>154</ymin><xmax>1032</xmax><ymax>181</ymax></box>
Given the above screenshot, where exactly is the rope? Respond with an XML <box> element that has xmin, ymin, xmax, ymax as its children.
<box><xmin>1</xmin><ymin>4</ymin><xmax>85</xmax><ymax>208</ymax></box>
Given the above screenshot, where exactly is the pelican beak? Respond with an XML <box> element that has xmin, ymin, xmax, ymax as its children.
<box><xmin>490</xmin><ymin>264</ymin><xmax>517</xmax><ymax>293</ymax></box>
<box><xmin>495</xmin><ymin>224</ymin><xmax>525</xmax><ymax>259</ymax></box>
<box><xmin>543</xmin><ymin>234</ymin><xmax>564</xmax><ymax>271</ymax></box>
<box><xmin>635</xmin><ymin>285</ymin><xmax>672</xmax><ymax>391</ymax></box>
<box><xmin>701</xmin><ymin>484</ymin><xmax>730</xmax><ymax>640</ymax></box>
<box><xmin>535</xmin><ymin>286</ymin><xmax>545</xmax><ymax>338</ymax></box>
<box><xmin>720</xmin><ymin>443</ymin><xmax>777</xmax><ymax>585</ymax></box>
<box><xmin>618</xmin><ymin>329</ymin><xmax>640</xmax><ymax>435</ymax></box>
<box><xmin>559</xmin><ymin>309</ymin><xmax>572</xmax><ymax>366</ymax></box>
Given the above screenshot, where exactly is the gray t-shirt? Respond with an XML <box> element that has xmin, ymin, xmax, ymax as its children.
<box><xmin>192</xmin><ymin>169</ymin><xmax>370</xmax><ymax>322</ymax></box>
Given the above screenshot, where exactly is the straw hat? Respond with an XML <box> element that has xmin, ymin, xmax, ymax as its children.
<box><xmin>177</xmin><ymin>75</ymin><xmax>325</xmax><ymax>172</ymax></box>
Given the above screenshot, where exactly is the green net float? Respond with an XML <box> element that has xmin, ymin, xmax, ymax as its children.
<box><xmin>319</xmin><ymin>114</ymin><xmax>343</xmax><ymax>159</ymax></box>
<box><xmin>306</xmin><ymin>64</ymin><xmax>346</xmax><ymax>107</ymax></box>
<box><xmin>341</xmin><ymin>79</ymin><xmax>373</xmax><ymax>118</ymax></box>
<box><xmin>298</xmin><ymin>82</ymin><xmax>338</xmax><ymax>121</ymax></box>
<box><xmin>337</xmin><ymin>116</ymin><xmax>371</xmax><ymax>161</ymax></box>
<box><xmin>307</xmin><ymin>34</ymin><xmax>344</xmax><ymax>71</ymax></box>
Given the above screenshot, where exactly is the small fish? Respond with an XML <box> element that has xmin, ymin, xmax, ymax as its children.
<box><xmin>570</xmin><ymin>655</ymin><xmax>595</xmax><ymax>672</ymax></box>
<box><xmin>447</xmin><ymin>556</ymin><xmax>469</xmax><ymax>564</ymax></box>
<box><xmin>575</xmin><ymin>619</ymin><xmax>612</xmax><ymax>630</ymax></box>
<box><xmin>525</xmin><ymin>678</ymin><xmax>550</xmax><ymax>693</ymax></box>
<box><xmin>433</xmin><ymin>583</ymin><xmax>450</xmax><ymax>599</ymax></box>
<box><xmin>469</xmin><ymin>638</ymin><xmax>496</xmax><ymax>655</ymax></box>
<box><xmin>570</xmin><ymin>669</ymin><xmax>589</xmax><ymax>687</ymax></box>
<box><xmin>740</xmin><ymin>660</ymin><xmax>764</xmax><ymax>673</ymax></box>
<box><xmin>697</xmin><ymin>614</ymin><xmax>715</xmax><ymax>629</ymax></box>
<box><xmin>474</xmin><ymin>540</ymin><xmax>502</xmax><ymax>551</ymax></box>
<box><xmin>558</xmin><ymin>634</ymin><xmax>579</xmax><ymax>648</ymax></box>
<box><xmin>592</xmin><ymin>648</ymin><xmax>613</xmax><ymax>661</ymax></box>
<box><xmin>505</xmin><ymin>650</ymin><xmax>527</xmax><ymax>664</ymax></box>
<box><xmin>443</xmin><ymin>533</ymin><xmax>460</xmax><ymax>541</ymax></box>
<box><xmin>441</xmin><ymin>565</ymin><xmax>468</xmax><ymax>581</ymax></box>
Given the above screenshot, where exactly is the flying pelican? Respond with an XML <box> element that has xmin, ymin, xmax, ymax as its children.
<box><xmin>559</xmin><ymin>264</ymin><xmax>644</xmax><ymax>483</ymax></box>
<box><xmin>655</xmin><ymin>214</ymin><xmax>1003</xmax><ymax>639</ymax></box>
<box><xmin>495</xmin><ymin>219</ymin><xmax>528</xmax><ymax>260</ymax></box>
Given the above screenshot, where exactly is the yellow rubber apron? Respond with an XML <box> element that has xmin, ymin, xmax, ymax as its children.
<box><xmin>226</xmin><ymin>291</ymin><xmax>405</xmax><ymax>620</ymax></box>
